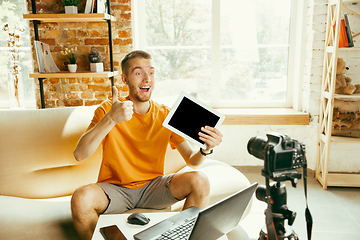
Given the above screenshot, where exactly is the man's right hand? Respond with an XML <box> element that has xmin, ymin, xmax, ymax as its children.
<box><xmin>108</xmin><ymin>86</ymin><xmax>133</xmax><ymax>124</ymax></box>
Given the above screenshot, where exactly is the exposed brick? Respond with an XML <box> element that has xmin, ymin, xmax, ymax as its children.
<box><xmin>77</xmin><ymin>46</ymin><xmax>90</xmax><ymax>54</ymax></box>
<box><xmin>95</xmin><ymin>92</ymin><xmax>108</xmax><ymax>100</ymax></box>
<box><xmin>81</xmin><ymin>91</ymin><xmax>94</xmax><ymax>99</ymax></box>
<box><xmin>88</xmin><ymin>84</ymin><xmax>111</xmax><ymax>92</ymax></box>
<box><xmin>117</xmin><ymin>0</ymin><xmax>131</xmax><ymax>4</ymax></box>
<box><xmin>68</xmin><ymin>84</ymin><xmax>88</xmax><ymax>92</ymax></box>
<box><xmin>113</xmin><ymin>38</ymin><xmax>132</xmax><ymax>46</ymax></box>
<box><xmin>92</xmin><ymin>78</ymin><xmax>106</xmax><ymax>84</ymax></box>
<box><xmin>67</xmin><ymin>93</ymin><xmax>80</xmax><ymax>99</ymax></box>
<box><xmin>67</xmin><ymin>78</ymin><xmax>78</xmax><ymax>84</ymax></box>
<box><xmin>85</xmin><ymin>100</ymin><xmax>104</xmax><ymax>106</ymax></box>
<box><xmin>87</xmin><ymin>22</ymin><xmax>108</xmax><ymax>29</ymax></box>
<box><xmin>46</xmin><ymin>100</ymin><xmax>57</xmax><ymax>108</ymax></box>
<box><xmin>90</xmin><ymin>30</ymin><xmax>101</xmax><ymax>37</ymax></box>
<box><xmin>118</xmin><ymin>30</ymin><xmax>131</xmax><ymax>38</ymax></box>
<box><xmin>49</xmin><ymin>78</ymin><xmax>60</xmax><ymax>84</ymax></box>
<box><xmin>44</xmin><ymin>30</ymin><xmax>62</xmax><ymax>38</ymax></box>
<box><xmin>80</xmin><ymin>78</ymin><xmax>91</xmax><ymax>84</ymax></box>
<box><xmin>50</xmin><ymin>92</ymin><xmax>65</xmax><ymax>100</ymax></box>
<box><xmin>63</xmin><ymin>99</ymin><xmax>84</xmax><ymax>107</ymax></box>
<box><xmin>65</xmin><ymin>30</ymin><xmax>76</xmax><ymax>37</ymax></box>
<box><xmin>119</xmin><ymin>13</ymin><xmax>131</xmax><ymax>20</ymax></box>
<box><xmin>59</xmin><ymin>38</ymin><xmax>81</xmax><ymax>45</ymax></box>
<box><xmin>38</xmin><ymin>38</ymin><xmax>56</xmax><ymax>45</ymax></box>
<box><xmin>76</xmin><ymin>60</ymin><xmax>88</xmax><ymax>69</ymax></box>
<box><xmin>78</xmin><ymin>30</ymin><xmax>89</xmax><ymax>38</ymax></box>
<box><xmin>85</xmin><ymin>38</ymin><xmax>110</xmax><ymax>45</ymax></box>
<box><xmin>113</xmin><ymin>5</ymin><xmax>131</xmax><ymax>12</ymax></box>
<box><xmin>61</xmin><ymin>22</ymin><xmax>86</xmax><ymax>30</ymax></box>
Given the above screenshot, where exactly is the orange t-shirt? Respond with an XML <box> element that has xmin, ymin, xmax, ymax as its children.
<box><xmin>88</xmin><ymin>97</ymin><xmax>185</xmax><ymax>189</ymax></box>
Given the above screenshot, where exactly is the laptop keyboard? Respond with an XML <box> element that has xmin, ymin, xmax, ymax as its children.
<box><xmin>156</xmin><ymin>218</ymin><xmax>196</xmax><ymax>240</ymax></box>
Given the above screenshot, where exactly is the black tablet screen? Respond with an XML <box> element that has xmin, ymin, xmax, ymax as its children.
<box><xmin>168</xmin><ymin>97</ymin><xmax>220</xmax><ymax>144</ymax></box>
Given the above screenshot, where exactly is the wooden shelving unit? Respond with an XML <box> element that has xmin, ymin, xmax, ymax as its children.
<box><xmin>316</xmin><ymin>0</ymin><xmax>360</xmax><ymax>189</ymax></box>
<box><xmin>29</xmin><ymin>71</ymin><xmax>118</xmax><ymax>79</ymax></box>
<box><xmin>23</xmin><ymin>13</ymin><xmax>116</xmax><ymax>22</ymax></box>
<box><xmin>23</xmin><ymin>1</ymin><xmax>116</xmax><ymax>108</ymax></box>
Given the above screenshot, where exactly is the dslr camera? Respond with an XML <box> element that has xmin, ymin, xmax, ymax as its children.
<box><xmin>247</xmin><ymin>133</ymin><xmax>306</xmax><ymax>184</ymax></box>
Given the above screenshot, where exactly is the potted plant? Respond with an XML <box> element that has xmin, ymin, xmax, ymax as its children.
<box><xmin>61</xmin><ymin>47</ymin><xmax>77</xmax><ymax>72</ymax></box>
<box><xmin>63</xmin><ymin>0</ymin><xmax>80</xmax><ymax>14</ymax></box>
<box><xmin>88</xmin><ymin>48</ymin><xmax>105</xmax><ymax>72</ymax></box>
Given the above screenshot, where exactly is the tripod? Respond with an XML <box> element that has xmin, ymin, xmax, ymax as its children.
<box><xmin>256</xmin><ymin>182</ymin><xmax>299</xmax><ymax>240</ymax></box>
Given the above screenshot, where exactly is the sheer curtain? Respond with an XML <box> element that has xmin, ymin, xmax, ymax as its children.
<box><xmin>0</xmin><ymin>0</ymin><xmax>35</xmax><ymax>109</ymax></box>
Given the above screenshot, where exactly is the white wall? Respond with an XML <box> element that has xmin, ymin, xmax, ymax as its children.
<box><xmin>215</xmin><ymin>0</ymin><xmax>360</xmax><ymax>172</ymax></box>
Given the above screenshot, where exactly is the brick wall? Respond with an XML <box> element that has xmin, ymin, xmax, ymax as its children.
<box><xmin>26</xmin><ymin>0</ymin><xmax>132</xmax><ymax>108</ymax></box>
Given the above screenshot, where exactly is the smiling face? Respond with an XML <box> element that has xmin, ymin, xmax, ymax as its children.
<box><xmin>122</xmin><ymin>57</ymin><xmax>155</xmax><ymax>103</ymax></box>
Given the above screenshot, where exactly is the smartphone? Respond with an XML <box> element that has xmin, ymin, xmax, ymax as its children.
<box><xmin>99</xmin><ymin>225</ymin><xmax>127</xmax><ymax>240</ymax></box>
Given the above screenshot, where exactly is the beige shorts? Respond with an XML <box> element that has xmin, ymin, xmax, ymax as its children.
<box><xmin>97</xmin><ymin>174</ymin><xmax>179</xmax><ymax>214</ymax></box>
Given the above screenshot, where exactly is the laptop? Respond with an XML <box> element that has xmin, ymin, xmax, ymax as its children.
<box><xmin>162</xmin><ymin>91</ymin><xmax>225</xmax><ymax>149</ymax></box>
<box><xmin>134</xmin><ymin>182</ymin><xmax>258</xmax><ymax>240</ymax></box>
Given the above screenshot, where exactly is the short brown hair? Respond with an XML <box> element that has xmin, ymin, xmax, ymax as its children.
<box><xmin>121</xmin><ymin>50</ymin><xmax>152</xmax><ymax>77</ymax></box>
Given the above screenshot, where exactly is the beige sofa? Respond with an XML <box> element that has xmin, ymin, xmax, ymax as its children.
<box><xmin>0</xmin><ymin>106</ymin><xmax>251</xmax><ymax>240</ymax></box>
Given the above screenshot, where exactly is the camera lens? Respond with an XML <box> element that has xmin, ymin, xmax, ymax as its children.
<box><xmin>255</xmin><ymin>185</ymin><xmax>267</xmax><ymax>202</ymax></box>
<box><xmin>247</xmin><ymin>136</ymin><xmax>267</xmax><ymax>160</ymax></box>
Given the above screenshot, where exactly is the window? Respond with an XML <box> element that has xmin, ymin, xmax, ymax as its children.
<box><xmin>0</xmin><ymin>0</ymin><xmax>35</xmax><ymax>109</ymax></box>
<box><xmin>132</xmin><ymin>0</ymin><xmax>305</xmax><ymax>108</ymax></box>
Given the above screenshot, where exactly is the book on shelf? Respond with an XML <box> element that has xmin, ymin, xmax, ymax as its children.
<box><xmin>84</xmin><ymin>0</ymin><xmax>93</xmax><ymax>13</ymax></box>
<box><xmin>34</xmin><ymin>41</ymin><xmax>60</xmax><ymax>73</ymax></box>
<box><xmin>344</xmin><ymin>14</ymin><xmax>354</xmax><ymax>47</ymax></box>
<box><xmin>97</xmin><ymin>0</ymin><xmax>107</xmax><ymax>13</ymax></box>
<box><xmin>84</xmin><ymin>0</ymin><xmax>107</xmax><ymax>13</ymax></box>
<box><xmin>338</xmin><ymin>19</ymin><xmax>349</xmax><ymax>48</ymax></box>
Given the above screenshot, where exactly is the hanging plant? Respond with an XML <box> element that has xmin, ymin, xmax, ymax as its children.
<box><xmin>2</xmin><ymin>22</ymin><xmax>25</xmax><ymax>108</ymax></box>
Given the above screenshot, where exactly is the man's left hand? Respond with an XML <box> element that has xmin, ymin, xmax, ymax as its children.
<box><xmin>198</xmin><ymin>126</ymin><xmax>223</xmax><ymax>151</ymax></box>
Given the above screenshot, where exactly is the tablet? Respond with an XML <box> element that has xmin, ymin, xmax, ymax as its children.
<box><xmin>162</xmin><ymin>92</ymin><xmax>225</xmax><ymax>149</ymax></box>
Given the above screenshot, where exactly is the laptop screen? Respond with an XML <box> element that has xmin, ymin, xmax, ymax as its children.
<box><xmin>188</xmin><ymin>182</ymin><xmax>258</xmax><ymax>240</ymax></box>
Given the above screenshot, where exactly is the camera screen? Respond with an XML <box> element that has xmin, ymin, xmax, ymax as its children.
<box><xmin>274</xmin><ymin>151</ymin><xmax>293</xmax><ymax>170</ymax></box>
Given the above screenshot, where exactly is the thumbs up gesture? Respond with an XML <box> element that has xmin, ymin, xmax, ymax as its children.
<box><xmin>108</xmin><ymin>86</ymin><xmax>133</xmax><ymax>124</ymax></box>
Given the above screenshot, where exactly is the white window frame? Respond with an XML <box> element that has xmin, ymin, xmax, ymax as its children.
<box><xmin>132</xmin><ymin>0</ymin><xmax>307</xmax><ymax>110</ymax></box>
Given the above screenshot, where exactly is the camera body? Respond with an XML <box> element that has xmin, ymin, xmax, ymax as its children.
<box><xmin>247</xmin><ymin>133</ymin><xmax>306</xmax><ymax>181</ymax></box>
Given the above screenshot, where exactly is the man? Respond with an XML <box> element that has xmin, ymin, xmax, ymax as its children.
<box><xmin>71</xmin><ymin>50</ymin><xmax>223</xmax><ymax>240</ymax></box>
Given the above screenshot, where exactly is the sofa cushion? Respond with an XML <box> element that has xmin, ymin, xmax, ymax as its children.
<box><xmin>0</xmin><ymin>106</ymin><xmax>102</xmax><ymax>198</ymax></box>
<box><xmin>0</xmin><ymin>195</ymin><xmax>79</xmax><ymax>240</ymax></box>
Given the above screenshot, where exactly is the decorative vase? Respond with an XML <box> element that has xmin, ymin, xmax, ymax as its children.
<box><xmin>68</xmin><ymin>64</ymin><xmax>77</xmax><ymax>73</ymax></box>
<box><xmin>90</xmin><ymin>62</ymin><xmax>104</xmax><ymax>72</ymax></box>
<box><xmin>65</xmin><ymin>6</ymin><xmax>78</xmax><ymax>14</ymax></box>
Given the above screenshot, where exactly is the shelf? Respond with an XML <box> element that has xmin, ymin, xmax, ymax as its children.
<box><xmin>29</xmin><ymin>71</ymin><xmax>118</xmax><ymax>78</ymax></box>
<box><xmin>339</xmin><ymin>47</ymin><xmax>360</xmax><ymax>51</ymax></box>
<box><xmin>331</xmin><ymin>136</ymin><xmax>360</xmax><ymax>142</ymax></box>
<box><xmin>326</xmin><ymin>47</ymin><xmax>360</xmax><ymax>52</ymax></box>
<box><xmin>343</xmin><ymin>0</ymin><xmax>360</xmax><ymax>2</ymax></box>
<box><xmin>334</xmin><ymin>93</ymin><xmax>360</xmax><ymax>101</ymax></box>
<box><xmin>316</xmin><ymin>0</ymin><xmax>360</xmax><ymax>190</ymax></box>
<box><xmin>317</xmin><ymin>172</ymin><xmax>360</xmax><ymax>188</ymax></box>
<box><xmin>320</xmin><ymin>133</ymin><xmax>360</xmax><ymax>143</ymax></box>
<box><xmin>23</xmin><ymin>13</ymin><xmax>116</xmax><ymax>22</ymax></box>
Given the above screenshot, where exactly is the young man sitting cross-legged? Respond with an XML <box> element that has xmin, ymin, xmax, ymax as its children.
<box><xmin>71</xmin><ymin>50</ymin><xmax>223</xmax><ymax>240</ymax></box>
